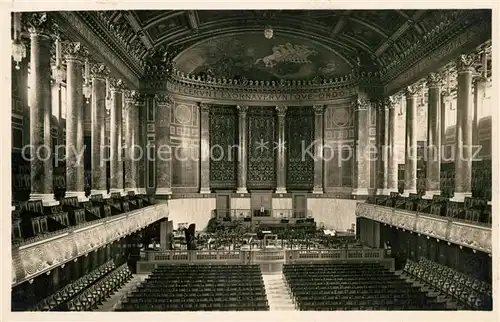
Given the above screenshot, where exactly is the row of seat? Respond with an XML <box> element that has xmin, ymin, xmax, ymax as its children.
<box><xmin>29</xmin><ymin>260</ymin><xmax>116</xmax><ymax>311</ymax></box>
<box><xmin>12</xmin><ymin>192</ymin><xmax>153</xmax><ymax>245</ymax></box>
<box><xmin>118</xmin><ymin>264</ymin><xmax>269</xmax><ymax>311</ymax></box>
<box><xmin>283</xmin><ymin>263</ymin><xmax>448</xmax><ymax>311</ymax></box>
<box><xmin>67</xmin><ymin>263</ymin><xmax>133</xmax><ymax>311</ymax></box>
<box><xmin>369</xmin><ymin>193</ymin><xmax>491</xmax><ymax>225</ymax></box>
<box><xmin>403</xmin><ymin>258</ymin><xmax>492</xmax><ymax>310</ymax></box>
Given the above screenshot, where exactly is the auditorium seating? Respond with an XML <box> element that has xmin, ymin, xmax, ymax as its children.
<box><xmin>403</xmin><ymin>258</ymin><xmax>492</xmax><ymax>310</ymax></box>
<box><xmin>118</xmin><ymin>264</ymin><xmax>269</xmax><ymax>311</ymax></box>
<box><xmin>369</xmin><ymin>194</ymin><xmax>491</xmax><ymax>225</ymax></box>
<box><xmin>283</xmin><ymin>263</ymin><xmax>447</xmax><ymax>310</ymax></box>
<box><xmin>28</xmin><ymin>260</ymin><xmax>119</xmax><ymax>311</ymax></box>
<box><xmin>12</xmin><ymin>192</ymin><xmax>153</xmax><ymax>245</ymax></box>
<box><xmin>66</xmin><ymin>263</ymin><xmax>133</xmax><ymax>311</ymax></box>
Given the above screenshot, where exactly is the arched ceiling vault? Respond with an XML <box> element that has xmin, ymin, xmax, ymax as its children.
<box><xmin>83</xmin><ymin>9</ymin><xmax>490</xmax><ymax>83</ymax></box>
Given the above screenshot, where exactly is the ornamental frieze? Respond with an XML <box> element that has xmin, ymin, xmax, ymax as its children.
<box><xmin>54</xmin><ymin>12</ymin><xmax>140</xmax><ymax>88</ymax></box>
<box><xmin>12</xmin><ymin>204</ymin><xmax>168</xmax><ymax>286</ymax></box>
<box><xmin>355</xmin><ymin>203</ymin><xmax>491</xmax><ymax>254</ymax></box>
<box><xmin>165</xmin><ymin>81</ymin><xmax>358</xmax><ymax>104</ymax></box>
<box><xmin>385</xmin><ymin>20</ymin><xmax>490</xmax><ymax>95</ymax></box>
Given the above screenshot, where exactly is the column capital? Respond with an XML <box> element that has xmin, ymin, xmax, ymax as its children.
<box><xmin>276</xmin><ymin>104</ymin><xmax>287</xmax><ymax>116</ymax></box>
<box><xmin>90</xmin><ymin>63</ymin><xmax>110</xmax><ymax>80</ymax></box>
<box><xmin>351</xmin><ymin>98</ymin><xmax>370</xmax><ymax>111</ymax></box>
<box><xmin>404</xmin><ymin>85</ymin><xmax>421</xmax><ymax>98</ymax></box>
<box><xmin>385</xmin><ymin>96</ymin><xmax>401</xmax><ymax>109</ymax></box>
<box><xmin>456</xmin><ymin>54</ymin><xmax>479</xmax><ymax>73</ymax></box>
<box><xmin>237</xmin><ymin>105</ymin><xmax>249</xmax><ymax>115</ymax></box>
<box><xmin>426</xmin><ymin>72</ymin><xmax>444</xmax><ymax>88</ymax></box>
<box><xmin>154</xmin><ymin>93</ymin><xmax>172</xmax><ymax>105</ymax></box>
<box><xmin>23</xmin><ymin>12</ymin><xmax>59</xmax><ymax>38</ymax></box>
<box><xmin>124</xmin><ymin>90</ymin><xmax>145</xmax><ymax>105</ymax></box>
<box><xmin>62</xmin><ymin>41</ymin><xmax>88</xmax><ymax>64</ymax></box>
<box><xmin>199</xmin><ymin>102</ymin><xmax>210</xmax><ymax>113</ymax></box>
<box><xmin>109</xmin><ymin>77</ymin><xmax>127</xmax><ymax>92</ymax></box>
<box><xmin>313</xmin><ymin>104</ymin><xmax>324</xmax><ymax>115</ymax></box>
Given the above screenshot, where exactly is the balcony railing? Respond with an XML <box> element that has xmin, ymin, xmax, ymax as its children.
<box><xmin>355</xmin><ymin>203</ymin><xmax>491</xmax><ymax>254</ymax></box>
<box><xmin>11</xmin><ymin>204</ymin><xmax>169</xmax><ymax>286</ymax></box>
<box><xmin>213</xmin><ymin>209</ymin><xmax>312</xmax><ymax>220</ymax></box>
<box><xmin>136</xmin><ymin>248</ymin><xmax>391</xmax><ymax>273</ymax></box>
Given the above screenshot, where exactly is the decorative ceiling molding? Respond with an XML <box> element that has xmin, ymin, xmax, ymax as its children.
<box><xmin>53</xmin><ymin>11</ymin><xmax>140</xmax><ymax>88</ymax></box>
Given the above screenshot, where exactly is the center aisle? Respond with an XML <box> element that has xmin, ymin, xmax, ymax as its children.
<box><xmin>262</xmin><ymin>273</ymin><xmax>297</xmax><ymax>311</ymax></box>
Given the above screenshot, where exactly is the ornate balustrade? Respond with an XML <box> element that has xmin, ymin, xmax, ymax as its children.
<box><xmin>11</xmin><ymin>204</ymin><xmax>169</xmax><ymax>287</ymax></box>
<box><xmin>136</xmin><ymin>248</ymin><xmax>390</xmax><ymax>273</ymax></box>
<box><xmin>355</xmin><ymin>203</ymin><xmax>491</xmax><ymax>254</ymax></box>
<box><xmin>149</xmin><ymin>68</ymin><xmax>384</xmax><ymax>104</ymax></box>
<box><xmin>213</xmin><ymin>208</ymin><xmax>311</xmax><ymax>220</ymax></box>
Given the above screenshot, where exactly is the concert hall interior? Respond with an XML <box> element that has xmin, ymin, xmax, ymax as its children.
<box><xmin>10</xmin><ymin>9</ymin><xmax>493</xmax><ymax>312</ymax></box>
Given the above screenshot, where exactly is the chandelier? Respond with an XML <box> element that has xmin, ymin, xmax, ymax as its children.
<box><xmin>82</xmin><ymin>58</ymin><xmax>91</xmax><ymax>104</ymax></box>
<box><xmin>52</xmin><ymin>37</ymin><xmax>64</xmax><ymax>88</ymax></box>
<box><xmin>11</xmin><ymin>13</ymin><xmax>26</xmax><ymax>70</ymax></box>
<box><xmin>264</xmin><ymin>25</ymin><xmax>273</xmax><ymax>39</ymax></box>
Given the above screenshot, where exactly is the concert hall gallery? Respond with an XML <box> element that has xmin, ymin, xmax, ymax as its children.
<box><xmin>10</xmin><ymin>9</ymin><xmax>493</xmax><ymax>312</ymax></box>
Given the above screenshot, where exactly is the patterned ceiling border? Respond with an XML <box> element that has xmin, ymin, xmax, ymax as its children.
<box><xmin>356</xmin><ymin>203</ymin><xmax>491</xmax><ymax>254</ymax></box>
<box><xmin>11</xmin><ymin>204</ymin><xmax>168</xmax><ymax>287</ymax></box>
<box><xmin>53</xmin><ymin>12</ymin><xmax>140</xmax><ymax>89</ymax></box>
<box><xmin>384</xmin><ymin>14</ymin><xmax>490</xmax><ymax>95</ymax></box>
<box><xmin>140</xmin><ymin>67</ymin><xmax>383</xmax><ymax>105</ymax></box>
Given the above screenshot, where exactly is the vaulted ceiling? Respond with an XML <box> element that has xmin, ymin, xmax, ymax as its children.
<box><xmin>76</xmin><ymin>9</ymin><xmax>490</xmax><ymax>82</ymax></box>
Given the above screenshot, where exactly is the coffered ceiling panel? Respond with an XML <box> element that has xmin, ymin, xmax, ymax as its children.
<box><xmin>71</xmin><ymin>9</ymin><xmax>491</xmax><ymax>83</ymax></box>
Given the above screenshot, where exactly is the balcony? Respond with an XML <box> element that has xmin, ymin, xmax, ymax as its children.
<box><xmin>11</xmin><ymin>203</ymin><xmax>169</xmax><ymax>286</ymax></box>
<box><xmin>355</xmin><ymin>203</ymin><xmax>491</xmax><ymax>254</ymax></box>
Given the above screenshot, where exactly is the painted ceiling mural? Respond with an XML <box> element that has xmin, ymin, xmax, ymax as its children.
<box><xmin>173</xmin><ymin>33</ymin><xmax>351</xmax><ymax>81</ymax></box>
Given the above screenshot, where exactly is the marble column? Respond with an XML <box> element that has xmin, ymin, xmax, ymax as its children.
<box><xmin>109</xmin><ymin>78</ymin><xmax>125</xmax><ymax>195</ymax></box>
<box><xmin>376</xmin><ymin>99</ymin><xmax>390</xmax><ymax>195</ymax></box>
<box><xmin>352</xmin><ymin>97</ymin><xmax>370</xmax><ymax>196</ymax></box>
<box><xmin>423</xmin><ymin>73</ymin><xmax>443</xmax><ymax>199</ymax></box>
<box><xmin>63</xmin><ymin>42</ymin><xmax>87</xmax><ymax>201</ymax></box>
<box><xmin>199</xmin><ymin>103</ymin><xmax>211</xmax><ymax>194</ymax></box>
<box><xmin>26</xmin><ymin>13</ymin><xmax>57</xmax><ymax>205</ymax></box>
<box><xmin>402</xmin><ymin>85</ymin><xmax>419</xmax><ymax>197</ymax></box>
<box><xmin>136</xmin><ymin>97</ymin><xmax>147</xmax><ymax>195</ymax></box>
<box><xmin>386</xmin><ymin>96</ymin><xmax>399</xmax><ymax>193</ymax></box>
<box><xmin>90</xmin><ymin>63</ymin><xmax>109</xmax><ymax>197</ymax></box>
<box><xmin>236</xmin><ymin>105</ymin><xmax>248</xmax><ymax>194</ymax></box>
<box><xmin>473</xmin><ymin>77</ymin><xmax>487</xmax><ymax>146</ymax></box>
<box><xmin>155</xmin><ymin>94</ymin><xmax>172</xmax><ymax>196</ymax></box>
<box><xmin>451</xmin><ymin>54</ymin><xmax>477</xmax><ymax>202</ymax></box>
<box><xmin>440</xmin><ymin>92</ymin><xmax>448</xmax><ymax>161</ymax></box>
<box><xmin>312</xmin><ymin>105</ymin><xmax>324</xmax><ymax>194</ymax></box>
<box><xmin>275</xmin><ymin>105</ymin><xmax>287</xmax><ymax>194</ymax></box>
<box><xmin>123</xmin><ymin>90</ymin><xmax>141</xmax><ymax>194</ymax></box>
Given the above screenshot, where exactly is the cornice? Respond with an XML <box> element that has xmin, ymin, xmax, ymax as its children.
<box><xmin>53</xmin><ymin>12</ymin><xmax>140</xmax><ymax>89</ymax></box>
<box><xmin>384</xmin><ymin>17</ymin><xmax>490</xmax><ymax>96</ymax></box>
<box><xmin>355</xmin><ymin>203</ymin><xmax>491</xmax><ymax>254</ymax></box>
<box><xmin>141</xmin><ymin>68</ymin><xmax>382</xmax><ymax>105</ymax></box>
<box><xmin>11</xmin><ymin>204</ymin><xmax>168</xmax><ymax>287</ymax></box>
<box><xmin>379</xmin><ymin>11</ymin><xmax>485</xmax><ymax>83</ymax></box>
<box><xmin>78</xmin><ymin>12</ymin><xmax>145</xmax><ymax>77</ymax></box>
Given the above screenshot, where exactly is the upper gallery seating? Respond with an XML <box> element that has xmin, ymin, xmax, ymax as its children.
<box><xmin>367</xmin><ymin>193</ymin><xmax>491</xmax><ymax>225</ymax></box>
<box><xmin>118</xmin><ymin>264</ymin><xmax>269</xmax><ymax>311</ymax></box>
<box><xmin>283</xmin><ymin>263</ymin><xmax>447</xmax><ymax>310</ymax></box>
<box><xmin>403</xmin><ymin>258</ymin><xmax>492</xmax><ymax>310</ymax></box>
<box><xmin>11</xmin><ymin>192</ymin><xmax>153</xmax><ymax>246</ymax></box>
